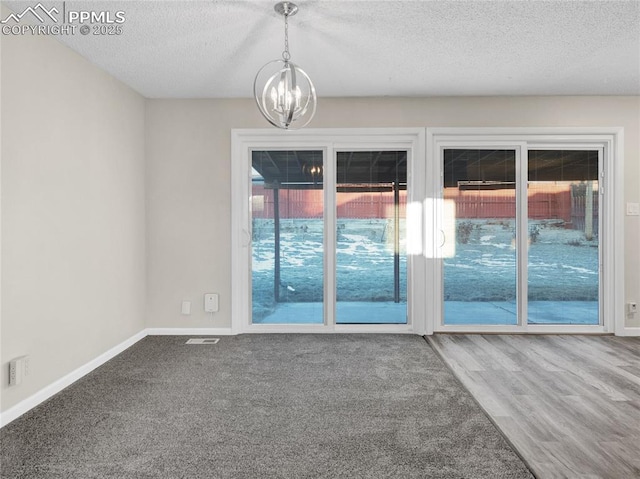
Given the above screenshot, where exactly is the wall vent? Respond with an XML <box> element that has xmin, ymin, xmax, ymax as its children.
<box><xmin>185</xmin><ymin>338</ymin><xmax>220</xmax><ymax>345</ymax></box>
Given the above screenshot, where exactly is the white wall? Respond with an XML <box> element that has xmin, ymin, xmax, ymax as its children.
<box><xmin>145</xmin><ymin>100</ymin><xmax>259</xmax><ymax>330</ymax></box>
<box><xmin>145</xmin><ymin>96</ymin><xmax>640</xmax><ymax>329</ymax></box>
<box><xmin>1</xmin><ymin>9</ymin><xmax>146</xmax><ymax>412</ymax></box>
<box><xmin>0</xmin><ymin>14</ymin><xmax>4</xmax><ymax>413</ymax></box>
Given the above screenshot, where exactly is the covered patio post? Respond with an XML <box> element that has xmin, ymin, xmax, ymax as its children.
<box><xmin>393</xmin><ymin>177</ymin><xmax>400</xmax><ymax>303</ymax></box>
<box><xmin>273</xmin><ymin>187</ymin><xmax>281</xmax><ymax>303</ymax></box>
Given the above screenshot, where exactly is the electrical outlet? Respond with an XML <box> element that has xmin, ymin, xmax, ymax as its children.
<box><xmin>628</xmin><ymin>302</ymin><xmax>638</xmax><ymax>314</ymax></box>
<box><xmin>9</xmin><ymin>361</ymin><xmax>18</xmax><ymax>386</ymax></box>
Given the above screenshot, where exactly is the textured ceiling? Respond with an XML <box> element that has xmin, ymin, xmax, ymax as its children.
<box><xmin>4</xmin><ymin>0</ymin><xmax>640</xmax><ymax>98</ymax></box>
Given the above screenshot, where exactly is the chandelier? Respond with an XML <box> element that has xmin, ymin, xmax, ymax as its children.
<box><xmin>253</xmin><ymin>2</ymin><xmax>317</xmax><ymax>130</ymax></box>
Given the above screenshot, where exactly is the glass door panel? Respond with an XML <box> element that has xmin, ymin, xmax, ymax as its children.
<box><xmin>527</xmin><ymin>150</ymin><xmax>600</xmax><ymax>325</ymax></box>
<box><xmin>336</xmin><ymin>151</ymin><xmax>407</xmax><ymax>324</ymax></box>
<box><xmin>443</xmin><ymin>149</ymin><xmax>517</xmax><ymax>325</ymax></box>
<box><xmin>251</xmin><ymin>150</ymin><xmax>324</xmax><ymax>324</ymax></box>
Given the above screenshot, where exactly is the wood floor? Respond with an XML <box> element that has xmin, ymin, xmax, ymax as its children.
<box><xmin>428</xmin><ymin>334</ymin><xmax>640</xmax><ymax>479</ymax></box>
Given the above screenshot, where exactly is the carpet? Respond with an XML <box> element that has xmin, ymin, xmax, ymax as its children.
<box><xmin>0</xmin><ymin>335</ymin><xmax>533</xmax><ymax>478</ymax></box>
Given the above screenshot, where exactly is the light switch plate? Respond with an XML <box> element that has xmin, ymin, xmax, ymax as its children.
<box><xmin>626</xmin><ymin>202</ymin><xmax>640</xmax><ymax>216</ymax></box>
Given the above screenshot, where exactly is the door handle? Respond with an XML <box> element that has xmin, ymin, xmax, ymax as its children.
<box><xmin>241</xmin><ymin>229</ymin><xmax>251</xmax><ymax>247</ymax></box>
<box><xmin>439</xmin><ymin>230</ymin><xmax>446</xmax><ymax>247</ymax></box>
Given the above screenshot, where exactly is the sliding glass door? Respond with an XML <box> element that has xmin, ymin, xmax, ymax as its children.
<box><xmin>440</xmin><ymin>146</ymin><xmax>601</xmax><ymax>329</ymax></box>
<box><xmin>250</xmin><ymin>148</ymin><xmax>409</xmax><ymax>326</ymax></box>
<box><xmin>527</xmin><ymin>150</ymin><xmax>600</xmax><ymax>325</ymax></box>
<box><xmin>235</xmin><ymin>128</ymin><xmax>618</xmax><ymax>334</ymax></box>
<box><xmin>251</xmin><ymin>150</ymin><xmax>324</xmax><ymax>324</ymax></box>
<box><xmin>336</xmin><ymin>151</ymin><xmax>407</xmax><ymax>324</ymax></box>
<box><xmin>442</xmin><ymin>149</ymin><xmax>518</xmax><ymax>325</ymax></box>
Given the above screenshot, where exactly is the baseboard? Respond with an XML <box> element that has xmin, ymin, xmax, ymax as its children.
<box><xmin>2</xmin><ymin>323</ymin><xmax>631</xmax><ymax>429</ymax></box>
<box><xmin>0</xmin><ymin>327</ymin><xmax>238</xmax><ymax>427</ymax></box>
<box><xmin>0</xmin><ymin>330</ymin><xmax>147</xmax><ymax>428</ymax></box>
<box><xmin>145</xmin><ymin>327</ymin><xmax>235</xmax><ymax>336</ymax></box>
<box><xmin>617</xmin><ymin>327</ymin><xmax>640</xmax><ymax>337</ymax></box>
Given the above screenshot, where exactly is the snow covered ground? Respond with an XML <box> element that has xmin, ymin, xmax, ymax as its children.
<box><xmin>252</xmin><ymin>219</ymin><xmax>599</xmax><ymax>325</ymax></box>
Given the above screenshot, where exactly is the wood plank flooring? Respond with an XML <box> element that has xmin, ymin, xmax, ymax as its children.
<box><xmin>428</xmin><ymin>334</ymin><xmax>640</xmax><ymax>479</ymax></box>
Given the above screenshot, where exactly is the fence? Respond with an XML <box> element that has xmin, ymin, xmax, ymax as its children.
<box><xmin>444</xmin><ymin>187</ymin><xmax>573</xmax><ymax>223</ymax></box>
<box><xmin>252</xmin><ymin>183</ymin><xmax>597</xmax><ymax>230</ymax></box>
<box><xmin>252</xmin><ymin>185</ymin><xmax>406</xmax><ymax>219</ymax></box>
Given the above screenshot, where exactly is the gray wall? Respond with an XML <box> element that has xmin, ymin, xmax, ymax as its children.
<box><xmin>1</xmin><ymin>8</ymin><xmax>146</xmax><ymax>412</ymax></box>
<box><xmin>145</xmin><ymin>96</ymin><xmax>640</xmax><ymax>329</ymax></box>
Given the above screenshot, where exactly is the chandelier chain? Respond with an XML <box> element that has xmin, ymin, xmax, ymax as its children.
<box><xmin>282</xmin><ymin>13</ymin><xmax>291</xmax><ymax>61</ymax></box>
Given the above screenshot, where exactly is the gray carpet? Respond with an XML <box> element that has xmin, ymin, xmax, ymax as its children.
<box><xmin>1</xmin><ymin>335</ymin><xmax>533</xmax><ymax>478</ymax></box>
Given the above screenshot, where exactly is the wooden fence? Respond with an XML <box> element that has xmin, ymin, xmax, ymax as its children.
<box><xmin>252</xmin><ymin>186</ymin><xmax>406</xmax><ymax>219</ymax></box>
<box><xmin>252</xmin><ymin>184</ymin><xmax>597</xmax><ymax>230</ymax></box>
<box><xmin>444</xmin><ymin>188</ymin><xmax>573</xmax><ymax>222</ymax></box>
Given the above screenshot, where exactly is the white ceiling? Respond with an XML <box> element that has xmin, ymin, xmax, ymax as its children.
<box><xmin>5</xmin><ymin>0</ymin><xmax>640</xmax><ymax>98</ymax></box>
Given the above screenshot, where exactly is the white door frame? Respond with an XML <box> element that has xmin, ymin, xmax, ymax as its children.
<box><xmin>231</xmin><ymin>128</ymin><xmax>426</xmax><ymax>334</ymax></box>
<box><xmin>426</xmin><ymin>127</ymin><xmax>624</xmax><ymax>335</ymax></box>
<box><xmin>232</xmin><ymin>127</ymin><xmax>624</xmax><ymax>335</ymax></box>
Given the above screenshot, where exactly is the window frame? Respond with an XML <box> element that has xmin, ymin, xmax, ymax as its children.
<box><xmin>231</xmin><ymin>128</ymin><xmax>426</xmax><ymax>334</ymax></box>
<box><xmin>426</xmin><ymin>128</ymin><xmax>623</xmax><ymax>335</ymax></box>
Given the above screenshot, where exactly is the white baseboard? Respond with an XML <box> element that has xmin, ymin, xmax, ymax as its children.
<box><xmin>1</xmin><ymin>322</ymin><xmax>634</xmax><ymax>428</ymax></box>
<box><xmin>0</xmin><ymin>330</ymin><xmax>147</xmax><ymax>428</ymax></box>
<box><xmin>617</xmin><ymin>327</ymin><xmax>640</xmax><ymax>337</ymax></box>
<box><xmin>0</xmin><ymin>327</ymin><xmax>240</xmax><ymax>427</ymax></box>
<box><xmin>145</xmin><ymin>327</ymin><xmax>235</xmax><ymax>336</ymax></box>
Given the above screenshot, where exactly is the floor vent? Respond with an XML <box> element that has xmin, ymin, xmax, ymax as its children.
<box><xmin>185</xmin><ymin>338</ymin><xmax>220</xmax><ymax>345</ymax></box>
